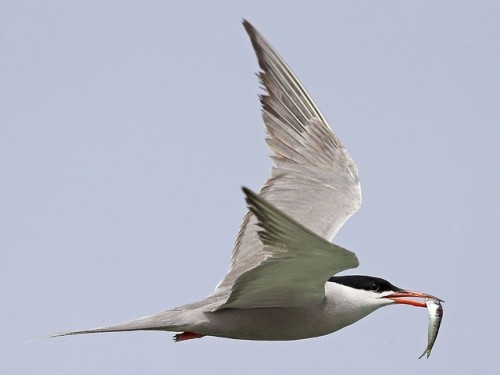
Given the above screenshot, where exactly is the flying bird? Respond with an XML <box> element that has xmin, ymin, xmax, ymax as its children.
<box><xmin>51</xmin><ymin>20</ymin><xmax>441</xmax><ymax>344</ymax></box>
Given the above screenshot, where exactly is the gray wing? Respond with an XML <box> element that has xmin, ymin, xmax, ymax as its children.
<box><xmin>217</xmin><ymin>188</ymin><xmax>358</xmax><ymax>309</ymax></box>
<box><xmin>208</xmin><ymin>20</ymin><xmax>361</xmax><ymax>308</ymax></box>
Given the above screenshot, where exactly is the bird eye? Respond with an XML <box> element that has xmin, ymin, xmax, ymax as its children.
<box><xmin>370</xmin><ymin>283</ymin><xmax>380</xmax><ymax>292</ymax></box>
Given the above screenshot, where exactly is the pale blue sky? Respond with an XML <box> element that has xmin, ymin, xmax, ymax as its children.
<box><xmin>2</xmin><ymin>1</ymin><xmax>499</xmax><ymax>374</ymax></box>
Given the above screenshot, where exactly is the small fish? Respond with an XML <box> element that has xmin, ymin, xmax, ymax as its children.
<box><xmin>419</xmin><ymin>299</ymin><xmax>443</xmax><ymax>359</ymax></box>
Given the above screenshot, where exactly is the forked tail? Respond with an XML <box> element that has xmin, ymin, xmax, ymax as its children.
<box><xmin>46</xmin><ymin>310</ymin><xmax>184</xmax><ymax>338</ymax></box>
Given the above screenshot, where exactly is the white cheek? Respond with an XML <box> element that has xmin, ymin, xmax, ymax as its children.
<box><xmin>325</xmin><ymin>282</ymin><xmax>393</xmax><ymax>310</ymax></box>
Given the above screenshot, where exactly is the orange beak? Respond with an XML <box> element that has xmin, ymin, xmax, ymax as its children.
<box><xmin>386</xmin><ymin>290</ymin><xmax>443</xmax><ymax>307</ymax></box>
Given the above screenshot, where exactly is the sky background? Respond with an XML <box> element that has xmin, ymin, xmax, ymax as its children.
<box><xmin>2</xmin><ymin>1</ymin><xmax>500</xmax><ymax>374</ymax></box>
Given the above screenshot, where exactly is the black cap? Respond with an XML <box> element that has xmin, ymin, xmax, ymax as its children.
<box><xmin>328</xmin><ymin>275</ymin><xmax>402</xmax><ymax>293</ymax></box>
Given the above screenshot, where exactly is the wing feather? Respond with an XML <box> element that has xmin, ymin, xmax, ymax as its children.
<box><xmin>217</xmin><ymin>188</ymin><xmax>359</xmax><ymax>309</ymax></box>
<box><xmin>208</xmin><ymin>20</ymin><xmax>362</xmax><ymax>308</ymax></box>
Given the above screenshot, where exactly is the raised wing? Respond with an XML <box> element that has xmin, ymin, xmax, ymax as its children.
<box><xmin>209</xmin><ymin>20</ymin><xmax>361</xmax><ymax>307</ymax></box>
<box><xmin>218</xmin><ymin>188</ymin><xmax>358</xmax><ymax>309</ymax></box>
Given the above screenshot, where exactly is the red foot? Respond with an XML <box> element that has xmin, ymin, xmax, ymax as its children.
<box><xmin>173</xmin><ymin>332</ymin><xmax>205</xmax><ymax>342</ymax></box>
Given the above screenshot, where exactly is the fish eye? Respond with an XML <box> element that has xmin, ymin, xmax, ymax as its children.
<box><xmin>369</xmin><ymin>282</ymin><xmax>380</xmax><ymax>292</ymax></box>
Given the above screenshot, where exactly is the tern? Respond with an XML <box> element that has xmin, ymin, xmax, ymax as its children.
<box><xmin>51</xmin><ymin>20</ymin><xmax>440</xmax><ymax>344</ymax></box>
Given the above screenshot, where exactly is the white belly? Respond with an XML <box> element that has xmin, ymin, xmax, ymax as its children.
<box><xmin>187</xmin><ymin>301</ymin><xmax>376</xmax><ymax>341</ymax></box>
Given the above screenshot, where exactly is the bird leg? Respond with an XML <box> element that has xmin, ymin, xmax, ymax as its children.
<box><xmin>173</xmin><ymin>332</ymin><xmax>205</xmax><ymax>342</ymax></box>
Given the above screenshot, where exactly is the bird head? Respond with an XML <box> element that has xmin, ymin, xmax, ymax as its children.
<box><xmin>327</xmin><ymin>275</ymin><xmax>442</xmax><ymax>309</ymax></box>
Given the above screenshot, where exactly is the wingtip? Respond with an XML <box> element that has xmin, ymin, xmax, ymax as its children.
<box><xmin>242</xmin><ymin>187</ymin><xmax>271</xmax><ymax>223</ymax></box>
<box><xmin>241</xmin><ymin>185</ymin><xmax>253</xmax><ymax>196</ymax></box>
<box><xmin>242</xmin><ymin>186</ymin><xmax>254</xmax><ymax>205</ymax></box>
<box><xmin>241</xmin><ymin>19</ymin><xmax>266</xmax><ymax>60</ymax></box>
<box><xmin>241</xmin><ymin>19</ymin><xmax>254</xmax><ymax>33</ymax></box>
<box><xmin>241</xmin><ymin>186</ymin><xmax>259</xmax><ymax>205</ymax></box>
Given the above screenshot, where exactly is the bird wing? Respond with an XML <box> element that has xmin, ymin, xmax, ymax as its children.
<box><xmin>217</xmin><ymin>188</ymin><xmax>359</xmax><ymax>309</ymax></box>
<box><xmin>208</xmin><ymin>20</ymin><xmax>361</xmax><ymax>308</ymax></box>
